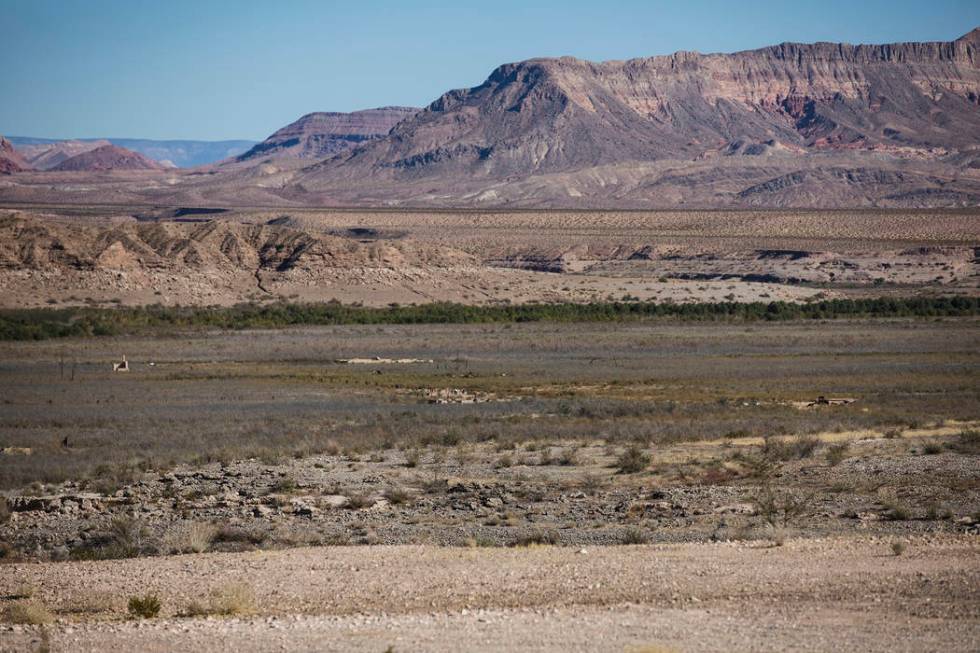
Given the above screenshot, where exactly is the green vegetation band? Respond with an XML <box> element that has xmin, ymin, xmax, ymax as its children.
<box><xmin>1</xmin><ymin>297</ymin><xmax>977</xmax><ymax>341</ymax></box>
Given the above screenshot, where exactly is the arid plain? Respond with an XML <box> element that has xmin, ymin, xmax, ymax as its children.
<box><xmin>1</xmin><ymin>206</ymin><xmax>978</xmax><ymax>651</ymax></box>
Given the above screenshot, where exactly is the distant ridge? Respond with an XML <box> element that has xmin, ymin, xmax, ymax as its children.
<box><xmin>235</xmin><ymin>107</ymin><xmax>418</xmax><ymax>163</ymax></box>
<box><xmin>8</xmin><ymin>136</ymin><xmax>257</xmax><ymax>168</ymax></box>
<box><xmin>51</xmin><ymin>144</ymin><xmax>165</xmax><ymax>171</ymax></box>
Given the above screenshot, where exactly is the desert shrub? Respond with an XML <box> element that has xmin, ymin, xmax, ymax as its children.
<box><xmin>184</xmin><ymin>582</ymin><xmax>256</xmax><ymax>617</ymax></box>
<box><xmin>556</xmin><ymin>447</ymin><xmax>580</xmax><ymax>466</ymax></box>
<box><xmin>0</xmin><ymin>497</ymin><xmax>9</xmax><ymax>524</ymax></box>
<box><xmin>751</xmin><ymin>485</ymin><xmax>811</xmax><ymax>527</ymax></box>
<box><xmin>616</xmin><ymin>445</ymin><xmax>651</xmax><ymax>474</ymax></box>
<box><xmin>383</xmin><ymin>487</ymin><xmax>412</xmax><ymax>505</ymax></box>
<box><xmin>164</xmin><ymin>521</ymin><xmax>216</xmax><ymax>554</ymax></box>
<box><xmin>210</xmin><ymin>583</ymin><xmax>256</xmax><ymax>615</ymax></box>
<box><xmin>882</xmin><ymin>501</ymin><xmax>911</xmax><ymax>521</ymax></box>
<box><xmin>494</xmin><ymin>454</ymin><xmax>513</xmax><ymax>469</ymax></box>
<box><xmin>762</xmin><ymin>435</ymin><xmax>820</xmax><ymax>461</ymax></box>
<box><xmin>891</xmin><ymin>541</ymin><xmax>907</xmax><ymax>556</ymax></box>
<box><xmin>72</xmin><ymin>515</ymin><xmax>156</xmax><ymax>559</ymax></box>
<box><xmin>620</xmin><ymin>527</ymin><xmax>650</xmax><ymax>545</ymax></box>
<box><xmin>4</xmin><ymin>601</ymin><xmax>54</xmax><ymax>625</ymax></box>
<box><xmin>948</xmin><ymin>430</ymin><xmax>980</xmax><ymax>455</ymax></box>
<box><xmin>512</xmin><ymin>529</ymin><xmax>559</xmax><ymax>547</ymax></box>
<box><xmin>921</xmin><ymin>442</ymin><xmax>943</xmax><ymax>455</ymax></box>
<box><xmin>212</xmin><ymin>525</ymin><xmax>266</xmax><ymax>546</ymax></box>
<box><xmin>128</xmin><ymin>594</ymin><xmax>162</xmax><ymax>619</ymax></box>
<box><xmin>346</xmin><ymin>494</ymin><xmax>375</xmax><ymax>510</ymax></box>
<box><xmin>537</xmin><ymin>448</ymin><xmax>555</xmax><ymax>466</ymax></box>
<box><xmin>269</xmin><ymin>476</ymin><xmax>297</xmax><ymax>494</ymax></box>
<box><xmin>578</xmin><ymin>473</ymin><xmax>606</xmax><ymax>495</ymax></box>
<box><xmin>440</xmin><ymin>431</ymin><xmax>461</xmax><ymax>447</ymax></box>
<box><xmin>403</xmin><ymin>449</ymin><xmax>421</xmax><ymax>468</ymax></box>
<box><xmin>825</xmin><ymin>442</ymin><xmax>850</xmax><ymax>466</ymax></box>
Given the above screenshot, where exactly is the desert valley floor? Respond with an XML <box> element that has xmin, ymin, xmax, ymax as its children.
<box><xmin>0</xmin><ymin>207</ymin><xmax>978</xmax><ymax>652</ymax></box>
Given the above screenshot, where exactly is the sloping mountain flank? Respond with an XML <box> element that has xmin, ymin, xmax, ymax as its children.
<box><xmin>15</xmin><ymin>139</ymin><xmax>112</xmax><ymax>170</ymax></box>
<box><xmin>50</xmin><ymin>144</ymin><xmax>166</xmax><ymax>172</ymax></box>
<box><xmin>0</xmin><ymin>137</ymin><xmax>32</xmax><ymax>174</ymax></box>
<box><xmin>282</xmin><ymin>28</ymin><xmax>980</xmax><ymax>207</ymax></box>
<box><xmin>236</xmin><ymin>107</ymin><xmax>419</xmax><ymax>163</ymax></box>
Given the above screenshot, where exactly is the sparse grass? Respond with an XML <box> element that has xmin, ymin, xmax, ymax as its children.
<box><xmin>183</xmin><ymin>583</ymin><xmax>256</xmax><ymax>617</ymax></box>
<box><xmin>128</xmin><ymin>594</ymin><xmax>162</xmax><ymax>619</ymax></box>
<box><xmin>4</xmin><ymin>600</ymin><xmax>54</xmax><ymax>625</ymax></box>
<box><xmin>63</xmin><ymin>591</ymin><xmax>115</xmax><ymax>615</ymax></box>
<box><xmin>616</xmin><ymin>445</ymin><xmax>651</xmax><ymax>474</ymax></box>
<box><xmin>163</xmin><ymin>521</ymin><xmax>216</xmax><ymax>554</ymax></box>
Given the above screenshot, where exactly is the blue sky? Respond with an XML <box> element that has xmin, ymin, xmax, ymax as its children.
<box><xmin>2</xmin><ymin>0</ymin><xmax>978</xmax><ymax>141</ymax></box>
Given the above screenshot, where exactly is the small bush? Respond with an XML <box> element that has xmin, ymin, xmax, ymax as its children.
<box><xmin>211</xmin><ymin>525</ymin><xmax>266</xmax><ymax>546</ymax></box>
<box><xmin>752</xmin><ymin>485</ymin><xmax>811</xmax><ymax>527</ymax></box>
<box><xmin>556</xmin><ymin>447</ymin><xmax>580</xmax><ymax>466</ymax></box>
<box><xmin>891</xmin><ymin>541</ymin><xmax>907</xmax><ymax>556</ymax></box>
<box><xmin>383</xmin><ymin>487</ymin><xmax>412</xmax><ymax>505</ymax></box>
<box><xmin>921</xmin><ymin>443</ymin><xmax>943</xmax><ymax>455</ymax></box>
<box><xmin>269</xmin><ymin>476</ymin><xmax>297</xmax><ymax>494</ymax></box>
<box><xmin>949</xmin><ymin>430</ymin><xmax>980</xmax><ymax>455</ymax></box>
<box><xmin>616</xmin><ymin>445</ymin><xmax>651</xmax><ymax>474</ymax></box>
<box><xmin>164</xmin><ymin>521</ymin><xmax>216</xmax><ymax>554</ymax></box>
<box><xmin>762</xmin><ymin>435</ymin><xmax>820</xmax><ymax>461</ymax></box>
<box><xmin>346</xmin><ymin>494</ymin><xmax>375</xmax><ymax>510</ymax></box>
<box><xmin>403</xmin><ymin>450</ymin><xmax>421</xmax><ymax>468</ymax></box>
<box><xmin>185</xmin><ymin>583</ymin><xmax>256</xmax><ymax>617</ymax></box>
<box><xmin>128</xmin><ymin>594</ymin><xmax>162</xmax><ymax>619</ymax></box>
<box><xmin>512</xmin><ymin>529</ymin><xmax>559</xmax><ymax>547</ymax></box>
<box><xmin>72</xmin><ymin>515</ymin><xmax>156</xmax><ymax>559</ymax></box>
<box><xmin>4</xmin><ymin>601</ymin><xmax>54</xmax><ymax>625</ymax></box>
<box><xmin>882</xmin><ymin>502</ymin><xmax>911</xmax><ymax>521</ymax></box>
<box><xmin>494</xmin><ymin>454</ymin><xmax>513</xmax><ymax>469</ymax></box>
<box><xmin>825</xmin><ymin>442</ymin><xmax>850</xmax><ymax>466</ymax></box>
<box><xmin>620</xmin><ymin>527</ymin><xmax>650</xmax><ymax>545</ymax></box>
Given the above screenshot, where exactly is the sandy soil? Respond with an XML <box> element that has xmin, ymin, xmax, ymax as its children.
<box><xmin>2</xmin><ymin>536</ymin><xmax>978</xmax><ymax>652</ymax></box>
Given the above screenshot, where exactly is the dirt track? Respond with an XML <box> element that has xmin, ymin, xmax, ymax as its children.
<box><xmin>2</xmin><ymin>535</ymin><xmax>978</xmax><ymax>652</ymax></box>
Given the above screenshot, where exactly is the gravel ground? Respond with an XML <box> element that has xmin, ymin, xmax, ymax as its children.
<box><xmin>2</xmin><ymin>535</ymin><xmax>978</xmax><ymax>652</ymax></box>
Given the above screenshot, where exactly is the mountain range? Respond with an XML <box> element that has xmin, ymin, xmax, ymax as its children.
<box><xmin>233</xmin><ymin>107</ymin><xmax>418</xmax><ymax>164</ymax></box>
<box><xmin>2</xmin><ymin>28</ymin><xmax>979</xmax><ymax>207</ymax></box>
<box><xmin>7</xmin><ymin>136</ymin><xmax>257</xmax><ymax>168</ymax></box>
